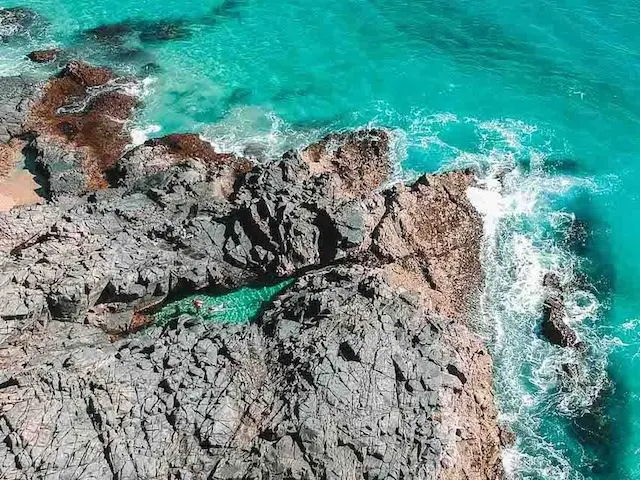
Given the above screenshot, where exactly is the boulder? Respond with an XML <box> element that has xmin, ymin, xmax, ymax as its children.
<box><xmin>541</xmin><ymin>273</ymin><xmax>580</xmax><ymax>347</ymax></box>
<box><xmin>27</xmin><ymin>48</ymin><xmax>60</xmax><ymax>63</ymax></box>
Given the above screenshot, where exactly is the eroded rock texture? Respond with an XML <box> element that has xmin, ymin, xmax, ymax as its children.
<box><xmin>0</xmin><ymin>264</ymin><xmax>502</xmax><ymax>479</ymax></box>
<box><xmin>0</xmin><ymin>65</ymin><xmax>504</xmax><ymax>479</ymax></box>
<box><xmin>24</xmin><ymin>61</ymin><xmax>139</xmax><ymax>194</ymax></box>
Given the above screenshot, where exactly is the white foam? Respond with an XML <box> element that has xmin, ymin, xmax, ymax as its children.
<box><xmin>201</xmin><ymin>106</ymin><xmax>321</xmax><ymax>161</ymax></box>
<box><xmin>447</xmin><ymin>116</ymin><xmax>610</xmax><ymax>479</ymax></box>
<box><xmin>130</xmin><ymin>124</ymin><xmax>162</xmax><ymax>146</ymax></box>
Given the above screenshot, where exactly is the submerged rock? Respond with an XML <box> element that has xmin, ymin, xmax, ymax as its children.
<box><xmin>83</xmin><ymin>18</ymin><xmax>192</xmax><ymax>45</ymax></box>
<box><xmin>26</xmin><ymin>48</ymin><xmax>60</xmax><ymax>63</ymax></box>
<box><xmin>84</xmin><ymin>21</ymin><xmax>133</xmax><ymax>44</ymax></box>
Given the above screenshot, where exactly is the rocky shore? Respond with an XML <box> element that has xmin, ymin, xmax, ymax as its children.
<box><xmin>0</xmin><ymin>62</ymin><xmax>505</xmax><ymax>479</ymax></box>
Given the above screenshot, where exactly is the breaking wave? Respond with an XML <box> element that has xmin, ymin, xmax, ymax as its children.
<box><xmin>391</xmin><ymin>113</ymin><xmax>616</xmax><ymax>479</ymax></box>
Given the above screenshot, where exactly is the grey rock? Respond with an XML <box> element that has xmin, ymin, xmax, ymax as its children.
<box><xmin>0</xmin><ymin>119</ymin><xmax>504</xmax><ymax>479</ymax></box>
<box><xmin>0</xmin><ymin>265</ymin><xmax>502</xmax><ymax>480</ymax></box>
<box><xmin>0</xmin><ymin>76</ymin><xmax>41</xmax><ymax>143</ymax></box>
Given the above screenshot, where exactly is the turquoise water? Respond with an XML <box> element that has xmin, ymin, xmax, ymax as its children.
<box><xmin>154</xmin><ymin>280</ymin><xmax>293</xmax><ymax>325</ymax></box>
<box><xmin>3</xmin><ymin>0</ymin><xmax>640</xmax><ymax>477</ymax></box>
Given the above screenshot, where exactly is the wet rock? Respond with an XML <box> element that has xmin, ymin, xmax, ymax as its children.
<box><xmin>541</xmin><ymin>273</ymin><xmax>580</xmax><ymax>347</ymax></box>
<box><xmin>0</xmin><ymin>7</ymin><xmax>39</xmax><ymax>41</ymax></box>
<box><xmin>24</xmin><ymin>61</ymin><xmax>139</xmax><ymax>195</ymax></box>
<box><xmin>499</xmin><ymin>425</ymin><xmax>517</xmax><ymax>447</ymax></box>
<box><xmin>26</xmin><ymin>48</ymin><xmax>60</xmax><ymax>63</ymax></box>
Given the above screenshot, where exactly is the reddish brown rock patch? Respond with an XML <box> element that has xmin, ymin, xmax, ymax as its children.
<box><xmin>145</xmin><ymin>133</ymin><xmax>252</xmax><ymax>172</ymax></box>
<box><xmin>26</xmin><ymin>61</ymin><xmax>138</xmax><ymax>190</ymax></box>
<box><xmin>26</xmin><ymin>49</ymin><xmax>60</xmax><ymax>64</ymax></box>
<box><xmin>374</xmin><ymin>169</ymin><xmax>482</xmax><ymax>318</ymax></box>
<box><xmin>301</xmin><ymin>129</ymin><xmax>390</xmax><ymax>198</ymax></box>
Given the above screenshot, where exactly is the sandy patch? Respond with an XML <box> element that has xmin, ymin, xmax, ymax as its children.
<box><xmin>0</xmin><ymin>170</ymin><xmax>43</xmax><ymax>212</ymax></box>
<box><xmin>0</xmin><ymin>142</ymin><xmax>44</xmax><ymax>212</ymax></box>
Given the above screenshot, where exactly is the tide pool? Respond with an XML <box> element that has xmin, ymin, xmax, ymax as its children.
<box><xmin>154</xmin><ymin>280</ymin><xmax>293</xmax><ymax>325</ymax></box>
<box><xmin>2</xmin><ymin>1</ymin><xmax>640</xmax><ymax>478</ymax></box>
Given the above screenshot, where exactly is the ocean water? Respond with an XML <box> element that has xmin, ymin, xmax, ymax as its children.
<box><xmin>2</xmin><ymin>0</ymin><xmax>640</xmax><ymax>478</ymax></box>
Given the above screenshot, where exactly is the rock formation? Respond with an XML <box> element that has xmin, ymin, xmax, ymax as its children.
<box><xmin>541</xmin><ymin>273</ymin><xmax>582</xmax><ymax>348</ymax></box>
<box><xmin>27</xmin><ymin>48</ymin><xmax>60</xmax><ymax>63</ymax></box>
<box><xmin>0</xmin><ymin>63</ymin><xmax>505</xmax><ymax>479</ymax></box>
<box><xmin>25</xmin><ymin>61</ymin><xmax>139</xmax><ymax>195</ymax></box>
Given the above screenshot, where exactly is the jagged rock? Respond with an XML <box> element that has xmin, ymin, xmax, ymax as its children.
<box><xmin>112</xmin><ymin>133</ymin><xmax>251</xmax><ymax>198</ymax></box>
<box><xmin>300</xmin><ymin>128</ymin><xmax>391</xmax><ymax>198</ymax></box>
<box><xmin>372</xmin><ymin>171</ymin><xmax>482</xmax><ymax>317</ymax></box>
<box><xmin>0</xmin><ymin>66</ymin><xmax>505</xmax><ymax>478</ymax></box>
<box><xmin>541</xmin><ymin>273</ymin><xmax>580</xmax><ymax>347</ymax></box>
<box><xmin>0</xmin><ymin>76</ymin><xmax>41</xmax><ymax>143</ymax></box>
<box><xmin>27</xmin><ymin>48</ymin><xmax>60</xmax><ymax>63</ymax></box>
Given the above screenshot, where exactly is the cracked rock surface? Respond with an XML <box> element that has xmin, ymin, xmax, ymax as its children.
<box><xmin>0</xmin><ymin>65</ymin><xmax>504</xmax><ymax>479</ymax></box>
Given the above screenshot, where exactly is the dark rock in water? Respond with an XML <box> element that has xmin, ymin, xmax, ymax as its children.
<box><xmin>139</xmin><ymin>61</ymin><xmax>161</xmax><ymax>76</ymax></box>
<box><xmin>561</xmin><ymin>362</ymin><xmax>581</xmax><ymax>380</ymax></box>
<box><xmin>84</xmin><ymin>18</ymin><xmax>191</xmax><ymax>46</ymax></box>
<box><xmin>543</xmin><ymin>271</ymin><xmax>562</xmax><ymax>290</ymax></box>
<box><xmin>23</xmin><ymin>61</ymin><xmax>139</xmax><ymax>195</ymax></box>
<box><xmin>112</xmin><ymin>47</ymin><xmax>155</xmax><ymax>63</ymax></box>
<box><xmin>84</xmin><ymin>21</ymin><xmax>133</xmax><ymax>44</ymax></box>
<box><xmin>0</xmin><ymin>7</ymin><xmax>38</xmax><ymax>41</ymax></box>
<box><xmin>212</xmin><ymin>0</ymin><xmax>245</xmax><ymax>18</ymax></box>
<box><xmin>26</xmin><ymin>48</ymin><xmax>60</xmax><ymax>63</ymax></box>
<box><xmin>499</xmin><ymin>425</ymin><xmax>517</xmax><ymax>447</ymax></box>
<box><xmin>541</xmin><ymin>272</ymin><xmax>580</xmax><ymax>347</ymax></box>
